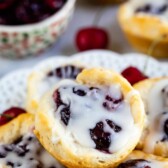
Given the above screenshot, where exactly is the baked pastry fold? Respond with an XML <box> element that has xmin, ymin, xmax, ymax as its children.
<box><xmin>35</xmin><ymin>68</ymin><xmax>145</xmax><ymax>168</ymax></box>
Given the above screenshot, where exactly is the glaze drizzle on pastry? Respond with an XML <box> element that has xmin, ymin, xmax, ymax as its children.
<box><xmin>143</xmin><ymin>80</ymin><xmax>168</xmax><ymax>153</ymax></box>
<box><xmin>0</xmin><ymin>133</ymin><xmax>65</xmax><ymax>168</ymax></box>
<box><xmin>52</xmin><ymin>80</ymin><xmax>135</xmax><ymax>153</ymax></box>
<box><xmin>117</xmin><ymin>159</ymin><xmax>165</xmax><ymax>168</ymax></box>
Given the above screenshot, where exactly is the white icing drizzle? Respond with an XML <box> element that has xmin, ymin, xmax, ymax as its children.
<box><xmin>38</xmin><ymin>76</ymin><xmax>60</xmax><ymax>99</ymax></box>
<box><xmin>129</xmin><ymin>0</ymin><xmax>168</xmax><ymax>21</ymax></box>
<box><xmin>144</xmin><ymin>79</ymin><xmax>168</xmax><ymax>153</ymax></box>
<box><xmin>0</xmin><ymin>133</ymin><xmax>65</xmax><ymax>168</ymax></box>
<box><xmin>135</xmin><ymin>159</ymin><xmax>167</xmax><ymax>167</ymax></box>
<box><xmin>54</xmin><ymin>80</ymin><xmax>136</xmax><ymax>153</ymax></box>
<box><xmin>148</xmin><ymin>161</ymin><xmax>166</xmax><ymax>167</ymax></box>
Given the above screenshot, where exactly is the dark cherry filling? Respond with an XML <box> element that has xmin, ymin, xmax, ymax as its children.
<box><xmin>90</xmin><ymin>120</ymin><xmax>122</xmax><ymax>153</ymax></box>
<box><xmin>73</xmin><ymin>87</ymin><xmax>87</xmax><ymax>96</ymax></box>
<box><xmin>162</xmin><ymin>86</ymin><xmax>168</xmax><ymax>108</ymax></box>
<box><xmin>15</xmin><ymin>0</ymin><xmax>50</xmax><ymax>24</ymax></box>
<box><xmin>156</xmin><ymin>111</ymin><xmax>168</xmax><ymax>142</ymax></box>
<box><xmin>7</xmin><ymin>161</ymin><xmax>14</xmax><ymax>167</ymax></box>
<box><xmin>135</xmin><ymin>4</ymin><xmax>168</xmax><ymax>15</ymax></box>
<box><xmin>0</xmin><ymin>0</ymin><xmax>15</xmax><ymax>10</ymax></box>
<box><xmin>53</xmin><ymin>90</ymin><xmax>71</xmax><ymax>125</ymax></box>
<box><xmin>0</xmin><ymin>135</ymin><xmax>41</xmax><ymax>168</ymax></box>
<box><xmin>53</xmin><ymin>86</ymin><xmax>88</xmax><ymax>126</ymax></box>
<box><xmin>0</xmin><ymin>135</ymin><xmax>29</xmax><ymax>159</ymax></box>
<box><xmin>160</xmin><ymin>86</ymin><xmax>168</xmax><ymax>141</ymax></box>
<box><xmin>0</xmin><ymin>107</ymin><xmax>26</xmax><ymax>126</ymax></box>
<box><xmin>106</xmin><ymin>119</ymin><xmax>122</xmax><ymax>133</ymax></box>
<box><xmin>53</xmin><ymin>85</ymin><xmax>123</xmax><ymax>152</ymax></box>
<box><xmin>60</xmin><ymin>105</ymin><xmax>70</xmax><ymax>125</ymax></box>
<box><xmin>103</xmin><ymin>95</ymin><xmax>123</xmax><ymax>111</ymax></box>
<box><xmin>53</xmin><ymin>90</ymin><xmax>64</xmax><ymax>107</ymax></box>
<box><xmin>162</xmin><ymin>116</ymin><xmax>168</xmax><ymax>142</ymax></box>
<box><xmin>89</xmin><ymin>87</ymin><xmax>99</xmax><ymax>90</ymax></box>
<box><xmin>0</xmin><ymin>134</ymin><xmax>59</xmax><ymax>168</ymax></box>
<box><xmin>13</xmin><ymin>137</ymin><xmax>23</xmax><ymax>145</ymax></box>
<box><xmin>164</xmin><ymin>119</ymin><xmax>168</xmax><ymax>136</ymax></box>
<box><xmin>117</xmin><ymin>159</ymin><xmax>151</xmax><ymax>168</ymax></box>
<box><xmin>47</xmin><ymin>65</ymin><xmax>83</xmax><ymax>79</ymax></box>
<box><xmin>136</xmin><ymin>4</ymin><xmax>151</xmax><ymax>13</ymax></box>
<box><xmin>90</xmin><ymin>122</ymin><xmax>111</xmax><ymax>153</ymax></box>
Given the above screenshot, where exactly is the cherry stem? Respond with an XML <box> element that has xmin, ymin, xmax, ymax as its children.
<box><xmin>144</xmin><ymin>35</ymin><xmax>166</xmax><ymax>74</ymax></box>
<box><xmin>148</xmin><ymin>35</ymin><xmax>166</xmax><ymax>56</ymax></box>
<box><xmin>93</xmin><ymin>7</ymin><xmax>106</xmax><ymax>26</ymax></box>
<box><xmin>143</xmin><ymin>57</ymin><xmax>149</xmax><ymax>75</ymax></box>
<box><xmin>1</xmin><ymin>114</ymin><xmax>13</xmax><ymax>119</ymax></box>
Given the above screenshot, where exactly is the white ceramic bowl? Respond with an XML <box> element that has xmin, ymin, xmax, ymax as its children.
<box><xmin>0</xmin><ymin>0</ymin><xmax>76</xmax><ymax>59</ymax></box>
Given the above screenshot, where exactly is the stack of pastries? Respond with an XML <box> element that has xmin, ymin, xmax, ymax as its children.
<box><xmin>1</xmin><ymin>57</ymin><xmax>168</xmax><ymax>168</ymax></box>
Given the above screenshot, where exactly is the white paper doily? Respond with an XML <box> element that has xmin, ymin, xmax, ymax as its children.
<box><xmin>1</xmin><ymin>50</ymin><xmax>168</xmax><ymax>114</ymax></box>
<box><xmin>0</xmin><ymin>69</ymin><xmax>30</xmax><ymax>113</ymax></box>
<box><xmin>34</xmin><ymin>50</ymin><xmax>168</xmax><ymax>77</ymax></box>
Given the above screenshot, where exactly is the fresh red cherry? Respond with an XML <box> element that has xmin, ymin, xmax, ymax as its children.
<box><xmin>45</xmin><ymin>0</ymin><xmax>66</xmax><ymax>10</ymax></box>
<box><xmin>0</xmin><ymin>107</ymin><xmax>26</xmax><ymax>126</ymax></box>
<box><xmin>76</xmin><ymin>27</ymin><xmax>109</xmax><ymax>51</ymax></box>
<box><xmin>0</xmin><ymin>0</ymin><xmax>15</xmax><ymax>10</ymax></box>
<box><xmin>121</xmin><ymin>66</ymin><xmax>148</xmax><ymax>85</ymax></box>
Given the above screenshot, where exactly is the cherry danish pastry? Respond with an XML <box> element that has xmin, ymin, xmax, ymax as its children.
<box><xmin>134</xmin><ymin>78</ymin><xmax>168</xmax><ymax>157</ymax></box>
<box><xmin>35</xmin><ymin>68</ymin><xmax>145</xmax><ymax>168</ymax></box>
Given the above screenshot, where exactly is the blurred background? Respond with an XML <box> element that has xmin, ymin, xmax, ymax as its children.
<box><xmin>53</xmin><ymin>0</ymin><xmax>132</xmax><ymax>55</ymax></box>
<box><xmin>0</xmin><ymin>0</ymin><xmax>132</xmax><ymax>76</ymax></box>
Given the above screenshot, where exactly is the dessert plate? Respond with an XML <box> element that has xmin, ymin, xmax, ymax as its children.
<box><xmin>0</xmin><ymin>50</ymin><xmax>168</xmax><ymax>114</ymax></box>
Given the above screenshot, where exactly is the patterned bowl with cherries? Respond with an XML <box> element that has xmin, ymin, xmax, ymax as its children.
<box><xmin>0</xmin><ymin>0</ymin><xmax>76</xmax><ymax>59</ymax></box>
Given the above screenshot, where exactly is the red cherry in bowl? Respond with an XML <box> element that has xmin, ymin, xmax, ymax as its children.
<box><xmin>121</xmin><ymin>66</ymin><xmax>148</xmax><ymax>85</ymax></box>
<box><xmin>0</xmin><ymin>16</ymin><xmax>7</xmax><ymax>25</ymax></box>
<box><xmin>0</xmin><ymin>0</ymin><xmax>15</xmax><ymax>10</ymax></box>
<box><xmin>15</xmin><ymin>0</ymin><xmax>45</xmax><ymax>24</ymax></box>
<box><xmin>45</xmin><ymin>0</ymin><xmax>66</xmax><ymax>10</ymax></box>
<box><xmin>76</xmin><ymin>27</ymin><xmax>109</xmax><ymax>51</ymax></box>
<box><xmin>0</xmin><ymin>107</ymin><xmax>26</xmax><ymax>126</ymax></box>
